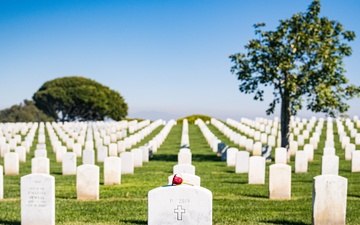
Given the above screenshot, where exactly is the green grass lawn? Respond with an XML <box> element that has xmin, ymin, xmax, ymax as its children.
<box><xmin>0</xmin><ymin>119</ymin><xmax>360</xmax><ymax>224</ymax></box>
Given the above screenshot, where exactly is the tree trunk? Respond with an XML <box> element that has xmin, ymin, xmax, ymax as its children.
<box><xmin>280</xmin><ymin>90</ymin><xmax>291</xmax><ymax>150</ymax></box>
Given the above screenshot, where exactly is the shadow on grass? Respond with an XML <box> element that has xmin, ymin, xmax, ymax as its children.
<box><xmin>120</xmin><ymin>219</ymin><xmax>147</xmax><ymax>224</ymax></box>
<box><xmin>192</xmin><ymin>154</ymin><xmax>220</xmax><ymax>162</ymax></box>
<box><xmin>260</xmin><ymin>219</ymin><xmax>308</xmax><ymax>225</ymax></box>
<box><xmin>0</xmin><ymin>220</ymin><xmax>20</xmax><ymax>225</ymax></box>
<box><xmin>348</xmin><ymin>194</ymin><xmax>360</xmax><ymax>198</ymax></box>
<box><xmin>241</xmin><ymin>193</ymin><xmax>268</xmax><ymax>199</ymax></box>
<box><xmin>151</xmin><ymin>154</ymin><xmax>177</xmax><ymax>162</ymax></box>
<box><xmin>151</xmin><ymin>153</ymin><xmax>221</xmax><ymax>162</ymax></box>
<box><xmin>223</xmin><ymin>180</ymin><xmax>248</xmax><ymax>185</ymax></box>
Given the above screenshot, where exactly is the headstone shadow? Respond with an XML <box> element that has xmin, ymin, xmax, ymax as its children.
<box><xmin>260</xmin><ymin>219</ymin><xmax>308</xmax><ymax>225</ymax></box>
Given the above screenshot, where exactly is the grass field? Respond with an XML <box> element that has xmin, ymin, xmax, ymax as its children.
<box><xmin>0</xmin><ymin>118</ymin><xmax>360</xmax><ymax>225</ymax></box>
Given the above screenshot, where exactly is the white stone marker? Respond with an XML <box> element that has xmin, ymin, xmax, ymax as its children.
<box><xmin>235</xmin><ymin>151</ymin><xmax>250</xmax><ymax>173</ymax></box>
<box><xmin>31</xmin><ymin>157</ymin><xmax>50</xmax><ymax>174</ymax></box>
<box><xmin>82</xmin><ymin>149</ymin><xmax>95</xmax><ymax>165</ymax></box>
<box><xmin>312</xmin><ymin>174</ymin><xmax>347</xmax><ymax>225</ymax></box>
<box><xmin>104</xmin><ymin>157</ymin><xmax>121</xmax><ymax>185</ymax></box>
<box><xmin>252</xmin><ymin>141</ymin><xmax>262</xmax><ymax>156</ymax></box>
<box><xmin>345</xmin><ymin>143</ymin><xmax>355</xmax><ymax>161</ymax></box>
<box><xmin>120</xmin><ymin>152</ymin><xmax>134</xmax><ymax>174</ymax></box>
<box><xmin>15</xmin><ymin>146</ymin><xmax>27</xmax><ymax>162</ymax></box>
<box><xmin>97</xmin><ymin>146</ymin><xmax>108</xmax><ymax>163</ymax></box>
<box><xmin>35</xmin><ymin>149</ymin><xmax>47</xmax><ymax>158</ymax></box>
<box><xmin>108</xmin><ymin>143</ymin><xmax>118</xmax><ymax>157</ymax></box>
<box><xmin>323</xmin><ymin>147</ymin><xmax>336</xmax><ymax>156</ymax></box>
<box><xmin>148</xmin><ymin>185</ymin><xmax>212</xmax><ymax>225</ymax></box>
<box><xmin>173</xmin><ymin>164</ymin><xmax>195</xmax><ymax>175</ymax></box>
<box><xmin>248</xmin><ymin>156</ymin><xmax>266</xmax><ymax>184</ymax></box>
<box><xmin>168</xmin><ymin>173</ymin><xmax>201</xmax><ymax>186</ymax></box>
<box><xmin>289</xmin><ymin>141</ymin><xmax>298</xmax><ymax>156</ymax></box>
<box><xmin>73</xmin><ymin>143</ymin><xmax>82</xmax><ymax>157</ymax></box>
<box><xmin>178</xmin><ymin>148</ymin><xmax>192</xmax><ymax>165</ymax></box>
<box><xmin>303</xmin><ymin>144</ymin><xmax>314</xmax><ymax>162</ymax></box>
<box><xmin>4</xmin><ymin>152</ymin><xmax>19</xmax><ymax>175</ymax></box>
<box><xmin>226</xmin><ymin>147</ymin><xmax>238</xmax><ymax>167</ymax></box>
<box><xmin>269</xmin><ymin>164</ymin><xmax>291</xmax><ymax>200</ymax></box>
<box><xmin>351</xmin><ymin>150</ymin><xmax>360</xmax><ymax>172</ymax></box>
<box><xmin>0</xmin><ymin>166</ymin><xmax>3</xmax><ymax>199</ymax></box>
<box><xmin>275</xmin><ymin>147</ymin><xmax>287</xmax><ymax>164</ymax></box>
<box><xmin>56</xmin><ymin>146</ymin><xmax>67</xmax><ymax>163</ymax></box>
<box><xmin>21</xmin><ymin>174</ymin><xmax>55</xmax><ymax>225</ymax></box>
<box><xmin>295</xmin><ymin>151</ymin><xmax>308</xmax><ymax>173</ymax></box>
<box><xmin>140</xmin><ymin>146</ymin><xmax>149</xmax><ymax>162</ymax></box>
<box><xmin>62</xmin><ymin>152</ymin><xmax>77</xmax><ymax>175</ymax></box>
<box><xmin>76</xmin><ymin>164</ymin><xmax>99</xmax><ymax>200</ymax></box>
<box><xmin>321</xmin><ymin>155</ymin><xmax>339</xmax><ymax>175</ymax></box>
<box><xmin>131</xmin><ymin>148</ymin><xmax>143</xmax><ymax>167</ymax></box>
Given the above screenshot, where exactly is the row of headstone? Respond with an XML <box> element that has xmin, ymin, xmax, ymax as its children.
<box><xmin>180</xmin><ymin>119</ymin><xmax>189</xmax><ymax>147</ymax></box>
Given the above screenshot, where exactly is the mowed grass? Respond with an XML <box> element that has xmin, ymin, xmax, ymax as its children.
<box><xmin>0</xmin><ymin>120</ymin><xmax>360</xmax><ymax>224</ymax></box>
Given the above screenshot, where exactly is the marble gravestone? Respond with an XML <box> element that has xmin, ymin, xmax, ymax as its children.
<box><xmin>104</xmin><ymin>157</ymin><xmax>121</xmax><ymax>185</ymax></box>
<box><xmin>173</xmin><ymin>164</ymin><xmax>195</xmax><ymax>175</ymax></box>
<box><xmin>76</xmin><ymin>164</ymin><xmax>99</xmax><ymax>200</ymax></box>
<box><xmin>148</xmin><ymin>185</ymin><xmax>212</xmax><ymax>225</ymax></box>
<box><xmin>21</xmin><ymin>174</ymin><xmax>55</xmax><ymax>225</ymax></box>
<box><xmin>235</xmin><ymin>151</ymin><xmax>250</xmax><ymax>173</ymax></box>
<box><xmin>269</xmin><ymin>164</ymin><xmax>291</xmax><ymax>200</ymax></box>
<box><xmin>312</xmin><ymin>174</ymin><xmax>347</xmax><ymax>225</ymax></box>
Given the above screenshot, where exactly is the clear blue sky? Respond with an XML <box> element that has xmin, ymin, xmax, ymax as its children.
<box><xmin>1</xmin><ymin>0</ymin><xmax>359</xmax><ymax>121</ymax></box>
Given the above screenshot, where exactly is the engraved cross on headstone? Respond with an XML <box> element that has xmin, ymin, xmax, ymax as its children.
<box><xmin>174</xmin><ymin>205</ymin><xmax>185</xmax><ymax>220</ymax></box>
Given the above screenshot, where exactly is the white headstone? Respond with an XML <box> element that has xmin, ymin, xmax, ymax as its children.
<box><xmin>275</xmin><ymin>147</ymin><xmax>287</xmax><ymax>164</ymax></box>
<box><xmin>35</xmin><ymin>149</ymin><xmax>47</xmax><ymax>158</ymax></box>
<box><xmin>97</xmin><ymin>146</ymin><xmax>108</xmax><ymax>163</ymax></box>
<box><xmin>120</xmin><ymin>152</ymin><xmax>134</xmax><ymax>174</ymax></box>
<box><xmin>21</xmin><ymin>174</ymin><xmax>55</xmax><ymax>225</ymax></box>
<box><xmin>82</xmin><ymin>149</ymin><xmax>95</xmax><ymax>165</ymax></box>
<box><xmin>345</xmin><ymin>143</ymin><xmax>355</xmax><ymax>161</ymax></box>
<box><xmin>351</xmin><ymin>150</ymin><xmax>360</xmax><ymax>172</ymax></box>
<box><xmin>76</xmin><ymin>164</ymin><xmax>99</xmax><ymax>200</ymax></box>
<box><xmin>4</xmin><ymin>152</ymin><xmax>19</xmax><ymax>175</ymax></box>
<box><xmin>323</xmin><ymin>147</ymin><xmax>336</xmax><ymax>156</ymax></box>
<box><xmin>56</xmin><ymin>146</ymin><xmax>67</xmax><ymax>163</ymax></box>
<box><xmin>235</xmin><ymin>151</ymin><xmax>250</xmax><ymax>173</ymax></box>
<box><xmin>269</xmin><ymin>164</ymin><xmax>291</xmax><ymax>200</ymax></box>
<box><xmin>62</xmin><ymin>152</ymin><xmax>77</xmax><ymax>175</ymax></box>
<box><xmin>321</xmin><ymin>155</ymin><xmax>339</xmax><ymax>175</ymax></box>
<box><xmin>0</xmin><ymin>166</ymin><xmax>3</xmax><ymax>199</ymax></box>
<box><xmin>131</xmin><ymin>148</ymin><xmax>143</xmax><ymax>167</ymax></box>
<box><xmin>312</xmin><ymin>174</ymin><xmax>347</xmax><ymax>225</ymax></box>
<box><xmin>248</xmin><ymin>156</ymin><xmax>265</xmax><ymax>184</ymax></box>
<box><xmin>31</xmin><ymin>157</ymin><xmax>50</xmax><ymax>174</ymax></box>
<box><xmin>178</xmin><ymin>148</ymin><xmax>192</xmax><ymax>165</ymax></box>
<box><xmin>252</xmin><ymin>142</ymin><xmax>262</xmax><ymax>156</ymax></box>
<box><xmin>148</xmin><ymin>185</ymin><xmax>212</xmax><ymax>225</ymax></box>
<box><xmin>108</xmin><ymin>143</ymin><xmax>118</xmax><ymax>157</ymax></box>
<box><xmin>295</xmin><ymin>151</ymin><xmax>308</xmax><ymax>173</ymax></box>
<box><xmin>72</xmin><ymin>143</ymin><xmax>82</xmax><ymax>157</ymax></box>
<box><xmin>104</xmin><ymin>157</ymin><xmax>121</xmax><ymax>185</ymax></box>
<box><xmin>15</xmin><ymin>146</ymin><xmax>27</xmax><ymax>162</ymax></box>
<box><xmin>303</xmin><ymin>144</ymin><xmax>314</xmax><ymax>162</ymax></box>
<box><xmin>173</xmin><ymin>164</ymin><xmax>195</xmax><ymax>175</ymax></box>
<box><xmin>226</xmin><ymin>147</ymin><xmax>238</xmax><ymax>167</ymax></box>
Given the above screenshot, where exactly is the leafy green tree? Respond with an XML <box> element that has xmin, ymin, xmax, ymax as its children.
<box><xmin>0</xmin><ymin>100</ymin><xmax>54</xmax><ymax>122</ymax></box>
<box><xmin>33</xmin><ymin>76</ymin><xmax>128</xmax><ymax>122</ymax></box>
<box><xmin>229</xmin><ymin>0</ymin><xmax>360</xmax><ymax>148</ymax></box>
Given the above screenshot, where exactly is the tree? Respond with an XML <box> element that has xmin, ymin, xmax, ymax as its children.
<box><xmin>33</xmin><ymin>76</ymin><xmax>128</xmax><ymax>122</ymax></box>
<box><xmin>0</xmin><ymin>100</ymin><xmax>54</xmax><ymax>122</ymax></box>
<box><xmin>229</xmin><ymin>0</ymin><xmax>360</xmax><ymax>149</ymax></box>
